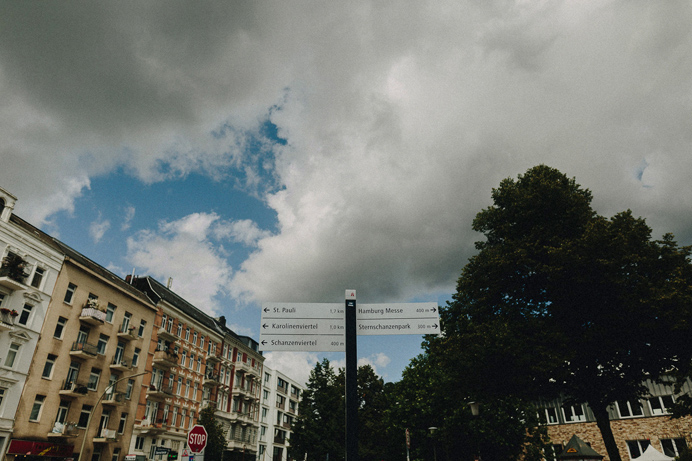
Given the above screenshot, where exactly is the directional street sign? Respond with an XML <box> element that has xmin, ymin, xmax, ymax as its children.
<box><xmin>259</xmin><ymin>300</ymin><xmax>441</xmax><ymax>351</ymax></box>
<box><xmin>260</xmin><ymin>303</ymin><xmax>346</xmax><ymax>352</ymax></box>
<box><xmin>356</xmin><ymin>302</ymin><xmax>440</xmax><ymax>335</ymax></box>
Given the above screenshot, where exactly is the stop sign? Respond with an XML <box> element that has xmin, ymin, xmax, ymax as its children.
<box><xmin>187</xmin><ymin>425</ymin><xmax>208</xmax><ymax>454</ymax></box>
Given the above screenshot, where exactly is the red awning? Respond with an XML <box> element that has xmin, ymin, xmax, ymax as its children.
<box><xmin>7</xmin><ymin>439</ymin><xmax>74</xmax><ymax>457</ymax></box>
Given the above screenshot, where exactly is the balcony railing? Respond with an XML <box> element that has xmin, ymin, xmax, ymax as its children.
<box><xmin>79</xmin><ymin>307</ymin><xmax>106</xmax><ymax>325</ymax></box>
<box><xmin>153</xmin><ymin>349</ymin><xmax>179</xmax><ymax>368</ymax></box>
<box><xmin>94</xmin><ymin>427</ymin><xmax>118</xmax><ymax>442</ymax></box>
<box><xmin>0</xmin><ymin>255</ymin><xmax>29</xmax><ymax>290</ymax></box>
<box><xmin>157</xmin><ymin>325</ymin><xmax>177</xmax><ymax>342</ymax></box>
<box><xmin>117</xmin><ymin>324</ymin><xmax>138</xmax><ymax>340</ymax></box>
<box><xmin>203</xmin><ymin>372</ymin><xmax>221</xmax><ymax>387</ymax></box>
<box><xmin>110</xmin><ymin>356</ymin><xmax>133</xmax><ymax>371</ymax></box>
<box><xmin>48</xmin><ymin>421</ymin><xmax>79</xmax><ymax>437</ymax></box>
<box><xmin>103</xmin><ymin>391</ymin><xmax>125</xmax><ymax>406</ymax></box>
<box><xmin>59</xmin><ymin>380</ymin><xmax>89</xmax><ymax>397</ymax></box>
<box><xmin>70</xmin><ymin>341</ymin><xmax>99</xmax><ymax>358</ymax></box>
<box><xmin>0</xmin><ymin>310</ymin><xmax>15</xmax><ymax>331</ymax></box>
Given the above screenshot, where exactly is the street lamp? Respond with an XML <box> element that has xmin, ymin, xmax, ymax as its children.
<box><xmin>428</xmin><ymin>427</ymin><xmax>438</xmax><ymax>461</ymax></box>
<box><xmin>468</xmin><ymin>402</ymin><xmax>481</xmax><ymax>461</ymax></box>
<box><xmin>77</xmin><ymin>370</ymin><xmax>150</xmax><ymax>461</ymax></box>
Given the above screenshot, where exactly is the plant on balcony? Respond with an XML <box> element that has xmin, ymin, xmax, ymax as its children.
<box><xmin>0</xmin><ymin>308</ymin><xmax>10</xmax><ymax>314</ymax></box>
<box><xmin>10</xmin><ymin>309</ymin><xmax>18</xmax><ymax>317</ymax></box>
<box><xmin>0</xmin><ymin>253</ymin><xmax>29</xmax><ymax>282</ymax></box>
<box><xmin>85</xmin><ymin>298</ymin><xmax>101</xmax><ymax>310</ymax></box>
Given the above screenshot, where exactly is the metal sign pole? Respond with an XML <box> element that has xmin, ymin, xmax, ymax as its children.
<box><xmin>345</xmin><ymin>290</ymin><xmax>358</xmax><ymax>461</ymax></box>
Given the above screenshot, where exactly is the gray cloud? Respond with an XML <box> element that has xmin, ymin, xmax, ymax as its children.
<box><xmin>1</xmin><ymin>1</ymin><xmax>691</xmax><ymax>305</ymax></box>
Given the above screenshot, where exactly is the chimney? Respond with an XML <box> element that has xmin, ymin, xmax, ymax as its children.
<box><xmin>167</xmin><ymin>277</ymin><xmax>173</xmax><ymax>289</ymax></box>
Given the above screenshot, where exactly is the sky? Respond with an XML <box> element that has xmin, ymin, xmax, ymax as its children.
<box><xmin>1</xmin><ymin>1</ymin><xmax>692</xmax><ymax>386</ymax></box>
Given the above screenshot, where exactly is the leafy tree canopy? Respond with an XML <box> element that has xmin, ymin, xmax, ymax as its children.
<box><xmin>197</xmin><ymin>404</ymin><xmax>227</xmax><ymax>461</ymax></box>
<box><xmin>441</xmin><ymin>165</ymin><xmax>692</xmax><ymax>461</ymax></box>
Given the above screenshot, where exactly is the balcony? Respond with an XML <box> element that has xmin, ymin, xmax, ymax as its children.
<box><xmin>0</xmin><ymin>256</ymin><xmax>28</xmax><ymax>291</ymax></box>
<box><xmin>153</xmin><ymin>349</ymin><xmax>179</xmax><ymax>369</ymax></box>
<box><xmin>79</xmin><ymin>307</ymin><xmax>106</xmax><ymax>326</ymax></box>
<box><xmin>93</xmin><ymin>428</ymin><xmax>118</xmax><ymax>443</ymax></box>
<box><xmin>147</xmin><ymin>382</ymin><xmax>174</xmax><ymax>401</ymax></box>
<box><xmin>0</xmin><ymin>310</ymin><xmax>15</xmax><ymax>331</ymax></box>
<box><xmin>59</xmin><ymin>380</ymin><xmax>89</xmax><ymax>398</ymax></box>
<box><xmin>203</xmin><ymin>372</ymin><xmax>221</xmax><ymax>387</ymax></box>
<box><xmin>47</xmin><ymin>421</ymin><xmax>79</xmax><ymax>438</ymax></box>
<box><xmin>233</xmin><ymin>385</ymin><xmax>256</xmax><ymax>400</ymax></box>
<box><xmin>135</xmin><ymin>419</ymin><xmax>165</xmax><ymax>435</ymax></box>
<box><xmin>202</xmin><ymin>399</ymin><xmax>217</xmax><ymax>409</ymax></box>
<box><xmin>102</xmin><ymin>391</ymin><xmax>125</xmax><ymax>406</ymax></box>
<box><xmin>157</xmin><ymin>325</ymin><xmax>177</xmax><ymax>342</ymax></box>
<box><xmin>205</xmin><ymin>353</ymin><xmax>221</xmax><ymax>364</ymax></box>
<box><xmin>235</xmin><ymin>360</ymin><xmax>251</xmax><ymax>374</ymax></box>
<box><xmin>117</xmin><ymin>325</ymin><xmax>138</xmax><ymax>341</ymax></box>
<box><xmin>70</xmin><ymin>341</ymin><xmax>99</xmax><ymax>359</ymax></box>
<box><xmin>110</xmin><ymin>356</ymin><xmax>134</xmax><ymax>372</ymax></box>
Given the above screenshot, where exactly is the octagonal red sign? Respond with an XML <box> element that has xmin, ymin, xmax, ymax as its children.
<box><xmin>187</xmin><ymin>425</ymin><xmax>208</xmax><ymax>454</ymax></box>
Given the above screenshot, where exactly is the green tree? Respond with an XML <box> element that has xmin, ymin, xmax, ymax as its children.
<box><xmin>442</xmin><ymin>165</ymin><xmax>692</xmax><ymax>461</ymax></box>
<box><xmin>197</xmin><ymin>404</ymin><xmax>227</xmax><ymax>461</ymax></box>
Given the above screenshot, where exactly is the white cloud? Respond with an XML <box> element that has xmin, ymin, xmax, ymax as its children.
<box><xmin>126</xmin><ymin>213</ymin><xmax>233</xmax><ymax>315</ymax></box>
<box><xmin>89</xmin><ymin>215</ymin><xmax>110</xmax><ymax>244</ymax></box>
<box><xmin>263</xmin><ymin>351</ymin><xmax>321</xmax><ymax>387</ymax></box>
<box><xmin>121</xmin><ymin>205</ymin><xmax>135</xmax><ymax>231</ymax></box>
<box><xmin>212</xmin><ymin>219</ymin><xmax>272</xmax><ymax>247</ymax></box>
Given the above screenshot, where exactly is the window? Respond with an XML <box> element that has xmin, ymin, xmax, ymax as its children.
<box><xmin>132</xmin><ymin>348</ymin><xmax>141</xmax><ymax>367</ymax></box>
<box><xmin>125</xmin><ymin>379</ymin><xmax>134</xmax><ymax>400</ymax></box>
<box><xmin>649</xmin><ymin>395</ymin><xmax>675</xmax><ymax>415</ymax></box>
<box><xmin>185</xmin><ymin>380</ymin><xmax>191</xmax><ymax>398</ymax></box>
<box><xmin>193</xmin><ymin>331</ymin><xmax>198</xmax><ymax>345</ymax></box>
<box><xmin>121</xmin><ymin>312</ymin><xmax>132</xmax><ymax>332</ymax></box>
<box><xmin>30</xmin><ymin>266</ymin><xmax>45</xmax><ymax>289</ymax></box>
<box><xmin>77</xmin><ymin>326</ymin><xmax>90</xmax><ymax>344</ymax></box>
<box><xmin>18</xmin><ymin>303</ymin><xmax>32</xmax><ymax>325</ymax></box>
<box><xmin>185</xmin><ymin>327</ymin><xmax>190</xmax><ymax>341</ymax></box>
<box><xmin>163</xmin><ymin>404</ymin><xmax>170</xmax><ymax>424</ymax></box>
<box><xmin>172</xmin><ymin>407</ymin><xmax>179</xmax><ymax>427</ymax></box>
<box><xmin>541</xmin><ymin>407</ymin><xmax>558</xmax><ymax>424</ymax></box>
<box><xmin>200</xmin><ymin>335</ymin><xmax>205</xmax><ymax>349</ymax></box>
<box><xmin>181</xmin><ymin>350</ymin><xmax>187</xmax><ymax>366</ymax></box>
<box><xmin>88</xmin><ymin>368</ymin><xmax>101</xmax><ymax>391</ymax></box>
<box><xmin>661</xmin><ymin>438</ymin><xmax>687</xmax><ymax>457</ymax></box>
<box><xmin>118</xmin><ymin>413</ymin><xmax>128</xmax><ymax>434</ymax></box>
<box><xmin>111</xmin><ymin>448</ymin><xmax>120</xmax><ymax>461</ymax></box>
<box><xmin>616</xmin><ymin>399</ymin><xmax>643</xmax><ymax>418</ymax></box>
<box><xmin>627</xmin><ymin>440</ymin><xmax>650</xmax><ymax>459</ymax></box>
<box><xmin>135</xmin><ymin>436</ymin><xmax>145</xmax><ymax>450</ymax></box>
<box><xmin>265</xmin><ymin>372</ymin><xmax>270</xmax><ymax>383</ymax></box>
<box><xmin>97</xmin><ymin>334</ymin><xmax>109</xmax><ymax>355</ymax></box>
<box><xmin>196</xmin><ymin>357</ymin><xmax>201</xmax><ymax>372</ymax></box>
<box><xmin>177</xmin><ymin>377</ymin><xmax>183</xmax><ymax>395</ymax></box>
<box><xmin>64</xmin><ymin>283</ymin><xmax>77</xmax><ymax>304</ymax></box>
<box><xmin>53</xmin><ymin>317</ymin><xmax>67</xmax><ymax>339</ymax></box>
<box><xmin>176</xmin><ymin>322</ymin><xmax>182</xmax><ymax>336</ymax></box>
<box><xmin>0</xmin><ymin>388</ymin><xmax>5</xmax><ymax>409</ymax></box>
<box><xmin>0</xmin><ymin>292</ymin><xmax>5</xmax><ymax>308</ymax></box>
<box><xmin>138</xmin><ymin>320</ymin><xmax>146</xmax><ymax>337</ymax></box>
<box><xmin>189</xmin><ymin>410</ymin><xmax>195</xmax><ymax>429</ymax></box>
<box><xmin>66</xmin><ymin>362</ymin><xmax>80</xmax><ymax>384</ymax></box>
<box><xmin>29</xmin><ymin>395</ymin><xmax>46</xmax><ymax>421</ymax></box>
<box><xmin>42</xmin><ymin>354</ymin><xmax>57</xmax><ymax>379</ymax></box>
<box><xmin>562</xmin><ymin>403</ymin><xmax>586</xmax><ymax>422</ymax></box>
<box><xmin>105</xmin><ymin>303</ymin><xmax>116</xmax><ymax>323</ymax></box>
<box><xmin>56</xmin><ymin>400</ymin><xmax>70</xmax><ymax>424</ymax></box>
<box><xmin>189</xmin><ymin>354</ymin><xmax>194</xmax><ymax>368</ymax></box>
<box><xmin>193</xmin><ymin>382</ymin><xmax>198</xmax><ymax>400</ymax></box>
<box><xmin>4</xmin><ymin>343</ymin><xmax>20</xmax><ymax>368</ymax></box>
<box><xmin>181</xmin><ymin>409</ymin><xmax>187</xmax><ymax>428</ymax></box>
<box><xmin>263</xmin><ymin>390</ymin><xmax>269</xmax><ymax>400</ymax></box>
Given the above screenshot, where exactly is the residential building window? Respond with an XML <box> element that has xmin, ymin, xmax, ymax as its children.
<box><xmin>132</xmin><ymin>348</ymin><xmax>141</xmax><ymax>367</ymax></box>
<box><xmin>193</xmin><ymin>332</ymin><xmax>197</xmax><ymax>345</ymax></box>
<box><xmin>125</xmin><ymin>379</ymin><xmax>134</xmax><ymax>400</ymax></box>
<box><xmin>196</xmin><ymin>357</ymin><xmax>201</xmax><ymax>372</ymax></box>
<box><xmin>189</xmin><ymin>411</ymin><xmax>195</xmax><ymax>429</ymax></box>
<box><xmin>649</xmin><ymin>395</ymin><xmax>675</xmax><ymax>415</ymax></box>
<box><xmin>562</xmin><ymin>403</ymin><xmax>586</xmax><ymax>422</ymax></box>
<box><xmin>200</xmin><ymin>336</ymin><xmax>205</xmax><ymax>349</ymax></box>
<box><xmin>29</xmin><ymin>395</ymin><xmax>46</xmax><ymax>421</ymax></box>
<box><xmin>163</xmin><ymin>404</ymin><xmax>170</xmax><ymax>425</ymax></box>
<box><xmin>176</xmin><ymin>322</ymin><xmax>182</xmax><ymax>337</ymax></box>
<box><xmin>30</xmin><ymin>266</ymin><xmax>45</xmax><ymax>289</ymax></box>
<box><xmin>0</xmin><ymin>292</ymin><xmax>6</xmax><ymax>308</ymax></box>
<box><xmin>172</xmin><ymin>407</ymin><xmax>178</xmax><ymax>427</ymax></box>
<box><xmin>42</xmin><ymin>354</ymin><xmax>57</xmax><ymax>379</ymax></box>
<box><xmin>185</xmin><ymin>380</ymin><xmax>190</xmax><ymax>398</ymax></box>
<box><xmin>117</xmin><ymin>413</ymin><xmax>128</xmax><ymax>434</ymax></box>
<box><xmin>105</xmin><ymin>303</ymin><xmax>116</xmax><ymax>323</ymax></box>
<box><xmin>185</xmin><ymin>327</ymin><xmax>190</xmax><ymax>341</ymax></box>
<box><xmin>189</xmin><ymin>354</ymin><xmax>194</xmax><ymax>368</ymax></box>
<box><xmin>541</xmin><ymin>407</ymin><xmax>558</xmax><ymax>424</ymax></box>
<box><xmin>66</xmin><ymin>362</ymin><xmax>80</xmax><ymax>384</ymax></box>
<box><xmin>265</xmin><ymin>372</ymin><xmax>270</xmax><ymax>383</ymax></box>
<box><xmin>134</xmin><ymin>436</ymin><xmax>144</xmax><ymax>450</ymax></box>
<box><xmin>18</xmin><ymin>303</ymin><xmax>32</xmax><ymax>325</ymax></box>
<box><xmin>56</xmin><ymin>400</ymin><xmax>70</xmax><ymax>424</ymax></box>
<box><xmin>111</xmin><ymin>448</ymin><xmax>120</xmax><ymax>461</ymax></box>
<box><xmin>616</xmin><ymin>399</ymin><xmax>643</xmax><ymax>418</ymax></box>
<box><xmin>138</xmin><ymin>320</ymin><xmax>146</xmax><ymax>337</ymax></box>
<box><xmin>627</xmin><ymin>440</ymin><xmax>650</xmax><ymax>459</ymax></box>
<box><xmin>88</xmin><ymin>368</ymin><xmax>101</xmax><ymax>391</ymax></box>
<box><xmin>64</xmin><ymin>283</ymin><xmax>77</xmax><ymax>304</ymax></box>
<box><xmin>53</xmin><ymin>316</ymin><xmax>67</xmax><ymax>339</ymax></box>
<box><xmin>161</xmin><ymin>314</ymin><xmax>167</xmax><ymax>329</ymax></box>
<box><xmin>4</xmin><ymin>342</ymin><xmax>20</xmax><ymax>368</ymax></box>
<box><xmin>0</xmin><ymin>387</ymin><xmax>5</xmax><ymax>409</ymax></box>
<box><xmin>263</xmin><ymin>390</ymin><xmax>269</xmax><ymax>401</ymax></box>
<box><xmin>77</xmin><ymin>326</ymin><xmax>89</xmax><ymax>344</ymax></box>
<box><xmin>97</xmin><ymin>334</ymin><xmax>109</xmax><ymax>355</ymax></box>
<box><xmin>121</xmin><ymin>312</ymin><xmax>132</xmax><ymax>332</ymax></box>
<box><xmin>193</xmin><ymin>382</ymin><xmax>198</xmax><ymax>400</ymax></box>
<box><xmin>661</xmin><ymin>438</ymin><xmax>687</xmax><ymax>458</ymax></box>
<box><xmin>177</xmin><ymin>377</ymin><xmax>183</xmax><ymax>395</ymax></box>
<box><xmin>181</xmin><ymin>350</ymin><xmax>187</xmax><ymax>366</ymax></box>
<box><xmin>181</xmin><ymin>409</ymin><xmax>186</xmax><ymax>428</ymax></box>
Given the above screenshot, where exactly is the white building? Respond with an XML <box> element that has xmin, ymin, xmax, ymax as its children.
<box><xmin>258</xmin><ymin>367</ymin><xmax>302</xmax><ymax>461</ymax></box>
<box><xmin>0</xmin><ymin>187</ymin><xmax>63</xmax><ymax>458</ymax></box>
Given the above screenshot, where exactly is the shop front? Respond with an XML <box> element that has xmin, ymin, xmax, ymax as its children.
<box><xmin>6</xmin><ymin>439</ymin><xmax>75</xmax><ymax>460</ymax></box>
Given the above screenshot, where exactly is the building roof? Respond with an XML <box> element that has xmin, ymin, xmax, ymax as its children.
<box><xmin>558</xmin><ymin>435</ymin><xmax>604</xmax><ymax>460</ymax></box>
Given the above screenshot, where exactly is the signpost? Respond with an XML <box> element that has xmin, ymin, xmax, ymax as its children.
<box><xmin>187</xmin><ymin>425</ymin><xmax>208</xmax><ymax>455</ymax></box>
<box><xmin>259</xmin><ymin>291</ymin><xmax>441</xmax><ymax>461</ymax></box>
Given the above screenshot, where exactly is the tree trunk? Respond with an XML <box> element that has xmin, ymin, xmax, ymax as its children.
<box><xmin>590</xmin><ymin>401</ymin><xmax>622</xmax><ymax>461</ymax></box>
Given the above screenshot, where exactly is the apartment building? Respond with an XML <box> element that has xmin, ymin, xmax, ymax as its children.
<box><xmin>258</xmin><ymin>367</ymin><xmax>302</xmax><ymax>461</ymax></box>
<box><xmin>127</xmin><ymin>276</ymin><xmax>224</xmax><ymax>461</ymax></box>
<box><xmin>9</xmin><ymin>234</ymin><xmax>158</xmax><ymax>461</ymax></box>
<box><xmin>538</xmin><ymin>379</ymin><xmax>692</xmax><ymax>460</ymax></box>
<box><xmin>0</xmin><ymin>188</ymin><xmax>64</xmax><ymax>459</ymax></box>
<box><xmin>213</xmin><ymin>321</ymin><xmax>264</xmax><ymax>461</ymax></box>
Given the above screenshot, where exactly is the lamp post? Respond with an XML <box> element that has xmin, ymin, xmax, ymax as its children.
<box><xmin>77</xmin><ymin>370</ymin><xmax>150</xmax><ymax>461</ymax></box>
<box><xmin>468</xmin><ymin>402</ymin><xmax>480</xmax><ymax>461</ymax></box>
<box><xmin>428</xmin><ymin>427</ymin><xmax>438</xmax><ymax>461</ymax></box>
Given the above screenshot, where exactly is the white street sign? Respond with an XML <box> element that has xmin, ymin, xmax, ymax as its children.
<box><xmin>356</xmin><ymin>303</ymin><xmax>439</xmax><ymax>319</ymax></box>
<box><xmin>262</xmin><ymin>303</ymin><xmax>344</xmax><ymax>319</ymax></box>
<box><xmin>357</xmin><ymin>318</ymin><xmax>440</xmax><ymax>335</ymax></box>
<box><xmin>259</xmin><ymin>334</ymin><xmax>346</xmax><ymax>352</ymax></box>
